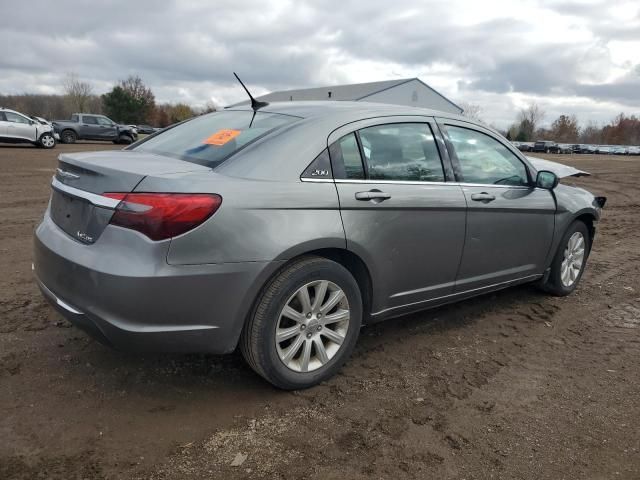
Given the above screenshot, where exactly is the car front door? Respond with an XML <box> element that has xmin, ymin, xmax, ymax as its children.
<box><xmin>4</xmin><ymin>112</ymin><xmax>36</xmax><ymax>141</ymax></box>
<box><xmin>329</xmin><ymin>117</ymin><xmax>467</xmax><ymax>318</ymax></box>
<box><xmin>96</xmin><ymin>116</ymin><xmax>117</xmax><ymax>140</ymax></box>
<box><xmin>439</xmin><ymin>119</ymin><xmax>556</xmax><ymax>292</ymax></box>
<box><xmin>79</xmin><ymin>115</ymin><xmax>101</xmax><ymax>139</ymax></box>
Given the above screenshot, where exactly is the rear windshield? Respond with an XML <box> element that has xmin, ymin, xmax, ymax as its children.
<box><xmin>131</xmin><ymin>110</ymin><xmax>299</xmax><ymax>168</ymax></box>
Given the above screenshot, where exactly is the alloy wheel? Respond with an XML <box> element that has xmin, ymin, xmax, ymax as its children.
<box><xmin>41</xmin><ymin>135</ymin><xmax>55</xmax><ymax>148</ymax></box>
<box><xmin>275</xmin><ymin>280</ymin><xmax>350</xmax><ymax>373</ymax></box>
<box><xmin>560</xmin><ymin>232</ymin><xmax>585</xmax><ymax>287</ymax></box>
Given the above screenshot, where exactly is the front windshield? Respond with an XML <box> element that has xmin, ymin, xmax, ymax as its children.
<box><xmin>132</xmin><ymin>110</ymin><xmax>299</xmax><ymax>168</ymax></box>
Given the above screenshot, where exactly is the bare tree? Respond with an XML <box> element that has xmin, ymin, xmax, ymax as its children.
<box><xmin>63</xmin><ymin>72</ymin><xmax>93</xmax><ymax>113</ymax></box>
<box><xmin>459</xmin><ymin>102</ymin><xmax>483</xmax><ymax>123</ymax></box>
<box><xmin>517</xmin><ymin>102</ymin><xmax>546</xmax><ymax>138</ymax></box>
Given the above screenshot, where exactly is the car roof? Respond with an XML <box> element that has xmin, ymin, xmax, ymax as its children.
<box><xmin>225</xmin><ymin>100</ymin><xmax>470</xmax><ymax>124</ymax></box>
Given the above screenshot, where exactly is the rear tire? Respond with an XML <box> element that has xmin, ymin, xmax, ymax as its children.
<box><xmin>241</xmin><ymin>256</ymin><xmax>362</xmax><ymax>390</ymax></box>
<box><xmin>539</xmin><ymin>221</ymin><xmax>590</xmax><ymax>296</ymax></box>
<box><xmin>61</xmin><ymin>130</ymin><xmax>76</xmax><ymax>144</ymax></box>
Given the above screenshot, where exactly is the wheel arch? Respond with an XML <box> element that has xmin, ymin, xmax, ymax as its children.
<box><xmin>573</xmin><ymin>211</ymin><xmax>597</xmax><ymax>249</ymax></box>
<box><xmin>235</xmin><ymin>247</ymin><xmax>374</xmax><ymax>350</ymax></box>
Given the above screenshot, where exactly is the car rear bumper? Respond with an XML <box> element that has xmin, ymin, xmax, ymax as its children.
<box><xmin>34</xmin><ymin>214</ymin><xmax>281</xmax><ymax>354</ymax></box>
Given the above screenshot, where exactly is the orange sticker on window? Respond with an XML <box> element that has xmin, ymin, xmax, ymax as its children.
<box><xmin>203</xmin><ymin>129</ymin><xmax>241</xmax><ymax>146</ymax></box>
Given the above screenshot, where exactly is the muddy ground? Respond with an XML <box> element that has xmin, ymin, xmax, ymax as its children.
<box><xmin>0</xmin><ymin>142</ymin><xmax>639</xmax><ymax>479</ymax></box>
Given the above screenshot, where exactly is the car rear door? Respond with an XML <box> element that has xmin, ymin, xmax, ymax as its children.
<box><xmin>328</xmin><ymin>116</ymin><xmax>467</xmax><ymax>317</ymax></box>
<box><xmin>438</xmin><ymin>118</ymin><xmax>556</xmax><ymax>292</ymax></box>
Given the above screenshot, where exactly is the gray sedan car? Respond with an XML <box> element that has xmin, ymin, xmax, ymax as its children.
<box><xmin>34</xmin><ymin>102</ymin><xmax>605</xmax><ymax>389</ymax></box>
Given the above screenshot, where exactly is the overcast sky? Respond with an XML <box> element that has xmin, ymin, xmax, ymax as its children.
<box><xmin>1</xmin><ymin>0</ymin><xmax>638</xmax><ymax>128</ymax></box>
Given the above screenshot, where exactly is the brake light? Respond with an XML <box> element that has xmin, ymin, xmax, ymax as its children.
<box><xmin>103</xmin><ymin>192</ymin><xmax>222</xmax><ymax>241</ymax></box>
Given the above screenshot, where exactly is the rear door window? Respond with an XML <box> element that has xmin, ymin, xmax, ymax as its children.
<box><xmin>132</xmin><ymin>110</ymin><xmax>299</xmax><ymax>168</ymax></box>
<box><xmin>329</xmin><ymin>133</ymin><xmax>365</xmax><ymax>179</ymax></box>
<box><xmin>330</xmin><ymin>123</ymin><xmax>445</xmax><ymax>182</ymax></box>
<box><xmin>358</xmin><ymin>123</ymin><xmax>444</xmax><ymax>182</ymax></box>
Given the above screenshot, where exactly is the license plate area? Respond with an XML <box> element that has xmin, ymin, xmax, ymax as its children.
<box><xmin>50</xmin><ymin>190</ymin><xmax>112</xmax><ymax>244</ymax></box>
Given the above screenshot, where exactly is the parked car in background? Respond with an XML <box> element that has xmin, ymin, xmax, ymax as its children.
<box><xmin>596</xmin><ymin>145</ymin><xmax>612</xmax><ymax>154</ymax></box>
<box><xmin>533</xmin><ymin>140</ymin><xmax>560</xmax><ymax>153</ymax></box>
<box><xmin>573</xmin><ymin>144</ymin><xmax>594</xmax><ymax>154</ymax></box>
<box><xmin>516</xmin><ymin>141</ymin><xmax>533</xmax><ymax>152</ymax></box>
<box><xmin>136</xmin><ymin>124</ymin><xmax>156</xmax><ymax>134</ymax></box>
<box><xmin>612</xmin><ymin>146</ymin><xmax>627</xmax><ymax>155</ymax></box>
<box><xmin>34</xmin><ymin>102</ymin><xmax>606</xmax><ymax>389</ymax></box>
<box><xmin>0</xmin><ymin>107</ymin><xmax>58</xmax><ymax>148</ymax></box>
<box><xmin>557</xmin><ymin>143</ymin><xmax>573</xmax><ymax>154</ymax></box>
<box><xmin>627</xmin><ymin>146</ymin><xmax>640</xmax><ymax>155</ymax></box>
<box><xmin>53</xmin><ymin>114</ymin><xmax>138</xmax><ymax>145</ymax></box>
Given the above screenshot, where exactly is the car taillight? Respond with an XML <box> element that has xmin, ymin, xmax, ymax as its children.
<box><xmin>103</xmin><ymin>192</ymin><xmax>222</xmax><ymax>241</ymax></box>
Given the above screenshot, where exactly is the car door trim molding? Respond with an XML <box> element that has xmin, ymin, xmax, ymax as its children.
<box><xmin>371</xmin><ymin>273</ymin><xmax>543</xmax><ymax>318</ymax></box>
<box><xmin>301</xmin><ymin>177</ymin><xmax>544</xmax><ymax>191</ymax></box>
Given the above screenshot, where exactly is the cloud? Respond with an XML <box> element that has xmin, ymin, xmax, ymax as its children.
<box><xmin>0</xmin><ymin>0</ymin><xmax>638</xmax><ymax>127</ymax></box>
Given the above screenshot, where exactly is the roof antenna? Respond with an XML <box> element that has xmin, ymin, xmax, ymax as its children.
<box><xmin>233</xmin><ymin>72</ymin><xmax>268</xmax><ymax>112</ymax></box>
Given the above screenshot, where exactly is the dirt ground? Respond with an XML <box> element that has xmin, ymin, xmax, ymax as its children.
<box><xmin>1</xmin><ymin>142</ymin><xmax>639</xmax><ymax>479</ymax></box>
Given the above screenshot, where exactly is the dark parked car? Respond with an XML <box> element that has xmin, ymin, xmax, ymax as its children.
<box><xmin>34</xmin><ymin>102</ymin><xmax>605</xmax><ymax>389</ymax></box>
<box><xmin>53</xmin><ymin>114</ymin><xmax>138</xmax><ymax>145</ymax></box>
<box><xmin>515</xmin><ymin>141</ymin><xmax>533</xmax><ymax>152</ymax></box>
<box><xmin>557</xmin><ymin>143</ymin><xmax>573</xmax><ymax>154</ymax></box>
<box><xmin>136</xmin><ymin>124</ymin><xmax>156</xmax><ymax>134</ymax></box>
<box><xmin>572</xmin><ymin>144</ymin><xmax>591</xmax><ymax>154</ymax></box>
<box><xmin>532</xmin><ymin>140</ymin><xmax>560</xmax><ymax>153</ymax></box>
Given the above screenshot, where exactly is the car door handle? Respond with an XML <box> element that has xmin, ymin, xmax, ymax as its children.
<box><xmin>470</xmin><ymin>192</ymin><xmax>496</xmax><ymax>202</ymax></box>
<box><xmin>355</xmin><ymin>190</ymin><xmax>391</xmax><ymax>201</ymax></box>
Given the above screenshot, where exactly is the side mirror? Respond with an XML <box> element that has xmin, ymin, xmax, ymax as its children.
<box><xmin>536</xmin><ymin>170</ymin><xmax>559</xmax><ymax>190</ymax></box>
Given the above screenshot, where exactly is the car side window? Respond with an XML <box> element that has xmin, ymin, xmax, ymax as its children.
<box><xmin>0</xmin><ymin>112</ymin><xmax>6</xmax><ymax>121</ymax></box>
<box><xmin>83</xmin><ymin>116</ymin><xmax>98</xmax><ymax>125</ymax></box>
<box><xmin>71</xmin><ymin>114</ymin><xmax>79</xmax><ymax>122</ymax></box>
<box><xmin>358</xmin><ymin>123</ymin><xmax>444</xmax><ymax>182</ymax></box>
<box><xmin>446</xmin><ymin>125</ymin><xmax>529</xmax><ymax>186</ymax></box>
<box><xmin>4</xmin><ymin>112</ymin><xmax>30</xmax><ymax>124</ymax></box>
<box><xmin>96</xmin><ymin>117</ymin><xmax>112</xmax><ymax>126</ymax></box>
<box><xmin>329</xmin><ymin>133</ymin><xmax>365</xmax><ymax>179</ymax></box>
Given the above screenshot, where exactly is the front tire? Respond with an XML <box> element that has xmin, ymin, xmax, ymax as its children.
<box><xmin>540</xmin><ymin>221</ymin><xmax>590</xmax><ymax>296</ymax></box>
<box><xmin>241</xmin><ymin>256</ymin><xmax>362</xmax><ymax>390</ymax></box>
<box><xmin>38</xmin><ymin>133</ymin><xmax>56</xmax><ymax>149</ymax></box>
<box><xmin>117</xmin><ymin>134</ymin><xmax>133</xmax><ymax>145</ymax></box>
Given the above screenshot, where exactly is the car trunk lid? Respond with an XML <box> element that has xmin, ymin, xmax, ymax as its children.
<box><xmin>50</xmin><ymin>150</ymin><xmax>210</xmax><ymax>244</ymax></box>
